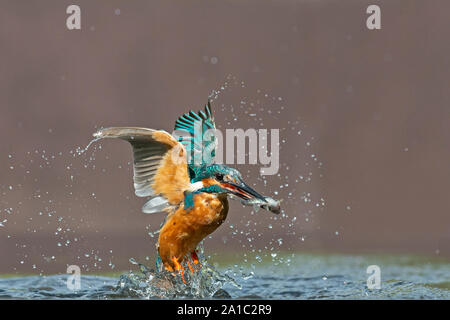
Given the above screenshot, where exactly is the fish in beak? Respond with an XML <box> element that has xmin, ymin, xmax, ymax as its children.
<box><xmin>220</xmin><ymin>178</ymin><xmax>281</xmax><ymax>214</ymax></box>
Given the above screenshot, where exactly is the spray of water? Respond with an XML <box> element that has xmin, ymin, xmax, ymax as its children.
<box><xmin>116</xmin><ymin>243</ymin><xmax>240</xmax><ymax>298</ymax></box>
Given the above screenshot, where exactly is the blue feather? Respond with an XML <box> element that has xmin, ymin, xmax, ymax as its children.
<box><xmin>173</xmin><ymin>101</ymin><xmax>216</xmax><ymax>174</ymax></box>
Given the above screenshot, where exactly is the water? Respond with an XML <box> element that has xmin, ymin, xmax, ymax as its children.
<box><xmin>0</xmin><ymin>253</ymin><xmax>448</xmax><ymax>299</ymax></box>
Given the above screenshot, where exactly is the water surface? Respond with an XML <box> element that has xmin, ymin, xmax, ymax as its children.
<box><xmin>0</xmin><ymin>253</ymin><xmax>448</xmax><ymax>299</ymax></box>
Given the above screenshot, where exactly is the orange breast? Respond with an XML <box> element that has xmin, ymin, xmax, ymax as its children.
<box><xmin>157</xmin><ymin>193</ymin><xmax>229</xmax><ymax>270</ymax></box>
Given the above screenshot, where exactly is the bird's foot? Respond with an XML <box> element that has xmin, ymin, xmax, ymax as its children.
<box><xmin>171</xmin><ymin>256</ymin><xmax>186</xmax><ymax>284</ymax></box>
<box><xmin>187</xmin><ymin>251</ymin><xmax>201</xmax><ymax>274</ymax></box>
<box><xmin>187</xmin><ymin>261</ymin><xmax>195</xmax><ymax>273</ymax></box>
<box><xmin>191</xmin><ymin>250</ymin><xmax>200</xmax><ymax>265</ymax></box>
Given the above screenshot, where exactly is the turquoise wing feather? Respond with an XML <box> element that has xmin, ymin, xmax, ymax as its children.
<box><xmin>174</xmin><ymin>101</ymin><xmax>217</xmax><ymax>177</ymax></box>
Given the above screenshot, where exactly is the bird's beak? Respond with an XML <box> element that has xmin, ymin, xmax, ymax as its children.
<box><xmin>221</xmin><ymin>178</ymin><xmax>266</xmax><ymax>202</ymax></box>
<box><xmin>220</xmin><ymin>178</ymin><xmax>281</xmax><ymax>214</ymax></box>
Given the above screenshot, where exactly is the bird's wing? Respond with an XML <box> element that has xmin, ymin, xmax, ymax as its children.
<box><xmin>173</xmin><ymin>101</ymin><xmax>217</xmax><ymax>176</ymax></box>
<box><xmin>93</xmin><ymin>127</ymin><xmax>190</xmax><ymax>212</ymax></box>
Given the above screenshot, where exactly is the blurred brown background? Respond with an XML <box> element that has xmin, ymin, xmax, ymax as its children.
<box><xmin>1</xmin><ymin>0</ymin><xmax>449</xmax><ymax>274</ymax></box>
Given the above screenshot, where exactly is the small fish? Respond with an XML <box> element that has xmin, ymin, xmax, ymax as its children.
<box><xmin>241</xmin><ymin>196</ymin><xmax>281</xmax><ymax>214</ymax></box>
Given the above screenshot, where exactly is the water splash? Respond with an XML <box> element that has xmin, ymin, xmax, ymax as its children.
<box><xmin>75</xmin><ymin>137</ymin><xmax>101</xmax><ymax>156</ymax></box>
<box><xmin>116</xmin><ymin>246</ymin><xmax>241</xmax><ymax>299</ymax></box>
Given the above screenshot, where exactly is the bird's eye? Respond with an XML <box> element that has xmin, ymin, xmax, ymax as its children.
<box><xmin>216</xmin><ymin>173</ymin><xmax>224</xmax><ymax>181</ymax></box>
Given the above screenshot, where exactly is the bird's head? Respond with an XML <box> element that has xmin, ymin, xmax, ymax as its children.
<box><xmin>193</xmin><ymin>164</ymin><xmax>280</xmax><ymax>214</ymax></box>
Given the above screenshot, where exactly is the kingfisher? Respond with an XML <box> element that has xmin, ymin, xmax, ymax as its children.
<box><xmin>94</xmin><ymin>101</ymin><xmax>280</xmax><ymax>282</ymax></box>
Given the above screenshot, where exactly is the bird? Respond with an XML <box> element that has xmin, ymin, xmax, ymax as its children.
<box><xmin>93</xmin><ymin>101</ymin><xmax>280</xmax><ymax>282</ymax></box>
